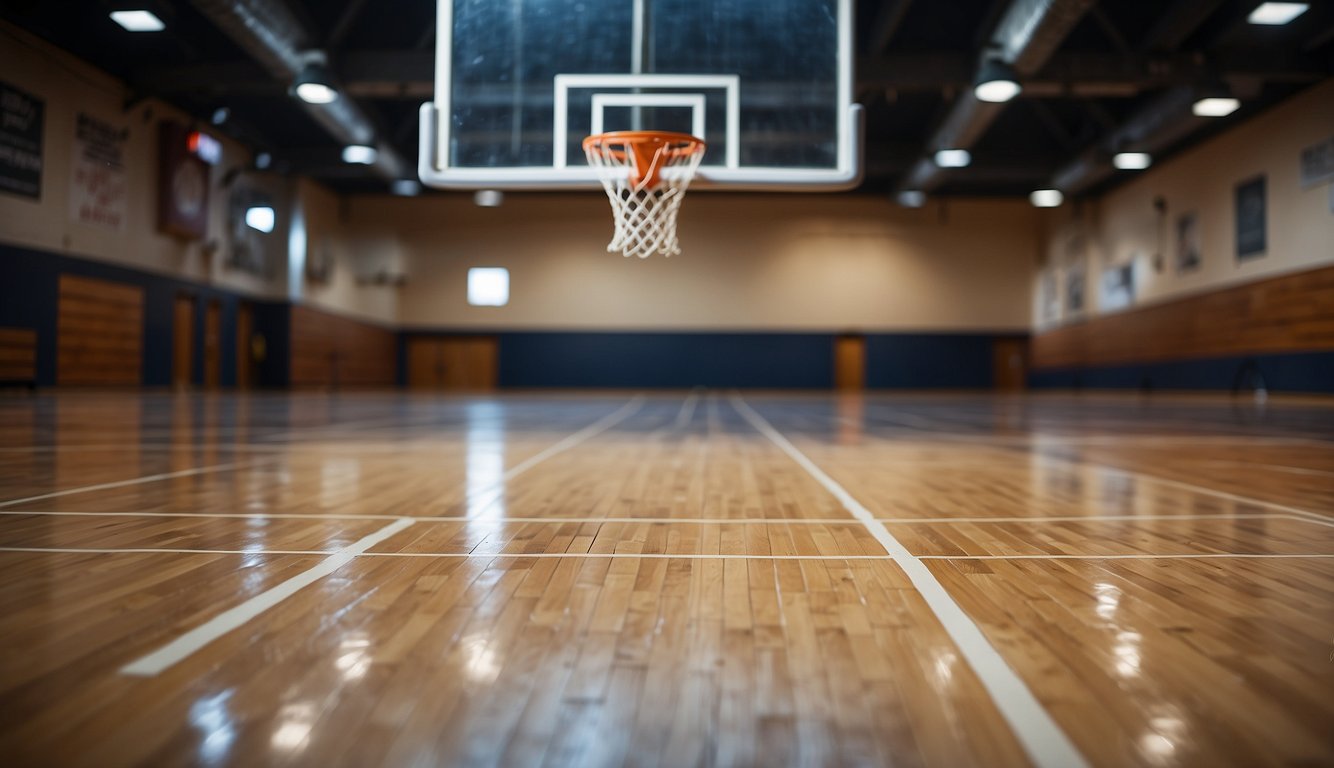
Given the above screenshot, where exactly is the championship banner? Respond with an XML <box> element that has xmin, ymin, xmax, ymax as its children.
<box><xmin>70</xmin><ymin>112</ymin><xmax>128</xmax><ymax>230</ymax></box>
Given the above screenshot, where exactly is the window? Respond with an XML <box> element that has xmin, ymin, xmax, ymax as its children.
<box><xmin>467</xmin><ymin>268</ymin><xmax>509</xmax><ymax>306</ymax></box>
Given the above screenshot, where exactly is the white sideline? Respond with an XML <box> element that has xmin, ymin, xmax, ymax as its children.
<box><xmin>119</xmin><ymin>396</ymin><xmax>644</xmax><ymax>677</ymax></box>
<box><xmin>0</xmin><ymin>462</ymin><xmax>258</xmax><ymax>509</ymax></box>
<box><xmin>731</xmin><ymin>395</ymin><xmax>1090</xmax><ymax>768</ymax></box>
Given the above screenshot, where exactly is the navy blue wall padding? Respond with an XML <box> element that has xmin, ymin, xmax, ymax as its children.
<box><xmin>864</xmin><ymin>334</ymin><xmax>1000</xmax><ymax>389</ymax></box>
<box><xmin>1029</xmin><ymin>351</ymin><xmax>1334</xmax><ymax>394</ymax></box>
<box><xmin>0</xmin><ymin>241</ymin><xmax>288</xmax><ymax>388</ymax></box>
<box><xmin>496</xmin><ymin>332</ymin><xmax>835</xmax><ymax>389</ymax></box>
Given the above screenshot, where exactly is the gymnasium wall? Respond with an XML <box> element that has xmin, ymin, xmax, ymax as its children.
<box><xmin>359</xmin><ymin>195</ymin><xmax>1038</xmax><ymax>388</ymax></box>
<box><xmin>0</xmin><ymin>24</ymin><xmax>396</xmax><ymax>388</ymax></box>
<box><xmin>358</xmin><ymin>194</ymin><xmax>1038</xmax><ymax>332</ymax></box>
<box><xmin>1032</xmin><ymin>79</ymin><xmax>1334</xmax><ymax>391</ymax></box>
<box><xmin>0</xmin><ymin>22</ymin><xmax>291</xmax><ymax>300</ymax></box>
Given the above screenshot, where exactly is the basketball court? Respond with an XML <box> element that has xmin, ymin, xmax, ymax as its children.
<box><xmin>1</xmin><ymin>0</ymin><xmax>1333</xmax><ymax>766</ymax></box>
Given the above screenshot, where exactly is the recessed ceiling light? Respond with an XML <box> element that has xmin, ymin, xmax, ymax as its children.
<box><xmin>1030</xmin><ymin>189</ymin><xmax>1064</xmax><ymax>208</ymax></box>
<box><xmin>973</xmin><ymin>59</ymin><xmax>1021</xmax><ymax>103</ymax></box>
<box><xmin>1247</xmin><ymin>2</ymin><xmax>1309</xmax><ymax>25</ymax></box>
<box><xmin>292</xmin><ymin>62</ymin><xmax>338</xmax><ymax>104</ymax></box>
<box><xmin>896</xmin><ymin>190</ymin><xmax>926</xmax><ymax>208</ymax></box>
<box><xmin>109</xmin><ymin>10</ymin><xmax>165</xmax><ymax>32</ymax></box>
<box><xmin>933</xmin><ymin>148</ymin><xmax>971</xmax><ymax>168</ymax></box>
<box><xmin>1192</xmin><ymin>97</ymin><xmax>1240</xmax><ymax>117</ymax></box>
<box><xmin>342</xmin><ymin>145</ymin><xmax>377</xmax><ymax>165</ymax></box>
<box><xmin>254</xmin><ymin>152</ymin><xmax>272</xmax><ymax>170</ymax></box>
<box><xmin>1112</xmin><ymin>152</ymin><xmax>1152</xmax><ymax>170</ymax></box>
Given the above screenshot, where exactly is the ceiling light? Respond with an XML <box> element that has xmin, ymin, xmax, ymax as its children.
<box><xmin>292</xmin><ymin>62</ymin><xmax>338</xmax><ymax>104</ymax></box>
<box><xmin>244</xmin><ymin>206</ymin><xmax>276</xmax><ymax>233</ymax></box>
<box><xmin>1247</xmin><ymin>2</ymin><xmax>1309</xmax><ymax>25</ymax></box>
<box><xmin>973</xmin><ymin>59</ymin><xmax>1021</xmax><ymax>103</ymax></box>
<box><xmin>254</xmin><ymin>152</ymin><xmax>272</xmax><ymax>170</ymax></box>
<box><xmin>1030</xmin><ymin>189</ymin><xmax>1064</xmax><ymax>207</ymax></box>
<box><xmin>210</xmin><ymin>107</ymin><xmax>229</xmax><ymax>126</ymax></box>
<box><xmin>933</xmin><ymin>149</ymin><xmax>971</xmax><ymax>168</ymax></box>
<box><xmin>391</xmin><ymin>179</ymin><xmax>421</xmax><ymax>196</ymax></box>
<box><xmin>474</xmin><ymin>190</ymin><xmax>504</xmax><ymax>207</ymax></box>
<box><xmin>109</xmin><ymin>10</ymin><xmax>165</xmax><ymax>32</ymax></box>
<box><xmin>1192</xmin><ymin>97</ymin><xmax>1240</xmax><ymax>117</ymax></box>
<box><xmin>896</xmin><ymin>190</ymin><xmax>926</xmax><ymax>208</ymax></box>
<box><xmin>342</xmin><ymin>145</ymin><xmax>377</xmax><ymax>165</ymax></box>
<box><xmin>1112</xmin><ymin>152</ymin><xmax>1152</xmax><ymax>170</ymax></box>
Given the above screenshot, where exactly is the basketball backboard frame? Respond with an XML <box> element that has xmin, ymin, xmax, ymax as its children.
<box><xmin>418</xmin><ymin>0</ymin><xmax>862</xmax><ymax>191</ymax></box>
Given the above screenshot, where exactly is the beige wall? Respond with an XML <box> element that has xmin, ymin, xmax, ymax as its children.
<box><xmin>1038</xmin><ymin>79</ymin><xmax>1334</xmax><ymax>329</ymax></box>
<box><xmin>293</xmin><ymin>179</ymin><xmax>397</xmax><ymax>324</ymax></box>
<box><xmin>352</xmin><ymin>193</ymin><xmax>1040</xmax><ymax>331</ymax></box>
<box><xmin>0</xmin><ymin>22</ymin><xmax>299</xmax><ymax>299</ymax></box>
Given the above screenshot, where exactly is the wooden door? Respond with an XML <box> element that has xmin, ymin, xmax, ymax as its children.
<box><xmin>57</xmin><ymin>275</ymin><xmax>143</xmax><ymax>386</ymax></box>
<box><xmin>407</xmin><ymin>337</ymin><xmax>445</xmax><ymax>389</ymax></box>
<box><xmin>407</xmin><ymin>336</ymin><xmax>498</xmax><ymax>391</ymax></box>
<box><xmin>172</xmin><ymin>294</ymin><xmax>195</xmax><ymax>390</ymax></box>
<box><xmin>236</xmin><ymin>302</ymin><xmax>254</xmax><ymax>389</ymax></box>
<box><xmin>833</xmin><ymin>334</ymin><xmax>865</xmax><ymax>391</ymax></box>
<box><xmin>993</xmin><ymin>337</ymin><xmax>1028</xmax><ymax>391</ymax></box>
<box><xmin>204</xmin><ymin>300</ymin><xmax>221</xmax><ymax>389</ymax></box>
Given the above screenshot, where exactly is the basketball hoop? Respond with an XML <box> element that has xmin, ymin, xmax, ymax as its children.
<box><xmin>583</xmin><ymin>131</ymin><xmax>706</xmax><ymax>259</ymax></box>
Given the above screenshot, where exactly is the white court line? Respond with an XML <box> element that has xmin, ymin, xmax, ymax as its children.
<box><xmin>1028</xmin><ymin>454</ymin><xmax>1334</xmax><ymax>522</ymax></box>
<box><xmin>0</xmin><ymin>462</ymin><xmax>261</xmax><ymax>509</ymax></box>
<box><xmin>0</xmin><ymin>547</ymin><xmax>893</xmax><ymax>560</ymax></box>
<box><xmin>4</xmin><ymin>546</ymin><xmax>1330</xmax><ymax>561</ymax></box>
<box><xmin>118</xmin><ymin>395</ymin><xmax>645</xmax><ymax>677</ymax></box>
<box><xmin>918</xmin><ymin>553</ymin><xmax>1334</xmax><ymax>560</ymax></box>
<box><xmin>731</xmin><ymin>395</ymin><xmax>1089</xmax><ymax>768</ymax></box>
<box><xmin>2</xmin><ymin>510</ymin><xmax>1328</xmax><ymax>529</ymax></box>
<box><xmin>675</xmin><ymin>390</ymin><xmax>701</xmax><ymax>429</ymax></box>
<box><xmin>120</xmin><ymin>518</ymin><xmax>415</xmax><ymax>676</ymax></box>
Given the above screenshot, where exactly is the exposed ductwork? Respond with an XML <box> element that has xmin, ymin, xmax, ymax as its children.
<box><xmin>1049</xmin><ymin>85</ymin><xmax>1207</xmax><ymax>195</ymax></box>
<box><xmin>189</xmin><ymin>0</ymin><xmax>408</xmax><ymax>180</ymax></box>
<box><xmin>898</xmin><ymin>0</ymin><xmax>1097</xmax><ymax>192</ymax></box>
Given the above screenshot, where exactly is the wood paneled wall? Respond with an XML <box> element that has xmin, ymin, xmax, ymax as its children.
<box><xmin>0</xmin><ymin>328</ymin><xmax>37</xmax><ymax>384</ymax></box>
<box><xmin>289</xmin><ymin>305</ymin><xmax>395</xmax><ymax>388</ymax></box>
<box><xmin>1032</xmin><ymin>264</ymin><xmax>1334</xmax><ymax>370</ymax></box>
<box><xmin>56</xmin><ymin>275</ymin><xmax>142</xmax><ymax>385</ymax></box>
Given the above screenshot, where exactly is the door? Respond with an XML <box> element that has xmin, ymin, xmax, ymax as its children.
<box><xmin>833</xmin><ymin>334</ymin><xmax>865</xmax><ymax>391</ymax></box>
<box><xmin>993</xmin><ymin>337</ymin><xmax>1028</xmax><ymax>391</ymax></box>
<box><xmin>407</xmin><ymin>336</ymin><xmax>499</xmax><ymax>391</ymax></box>
<box><xmin>172</xmin><ymin>294</ymin><xmax>195</xmax><ymax>390</ymax></box>
<box><xmin>204</xmin><ymin>300</ymin><xmax>221</xmax><ymax>389</ymax></box>
<box><xmin>236</xmin><ymin>302</ymin><xmax>254</xmax><ymax>389</ymax></box>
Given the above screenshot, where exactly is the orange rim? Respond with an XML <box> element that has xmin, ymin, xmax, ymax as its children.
<box><xmin>583</xmin><ymin>131</ymin><xmax>706</xmax><ymax>189</ymax></box>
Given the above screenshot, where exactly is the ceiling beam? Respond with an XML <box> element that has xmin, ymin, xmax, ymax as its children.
<box><xmin>135</xmin><ymin>49</ymin><xmax>1327</xmax><ymax>102</ymax></box>
<box><xmin>866</xmin><ymin>0</ymin><xmax>915</xmax><ymax>56</ymax></box>
<box><xmin>1141</xmin><ymin>0</ymin><xmax>1226</xmax><ymax>51</ymax></box>
<box><xmin>188</xmin><ymin>0</ymin><xmax>408</xmax><ymax>180</ymax></box>
<box><xmin>897</xmin><ymin>0</ymin><xmax>1097</xmax><ymax>193</ymax></box>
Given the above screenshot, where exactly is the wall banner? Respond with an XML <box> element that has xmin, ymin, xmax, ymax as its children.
<box><xmin>70</xmin><ymin>112</ymin><xmax>129</xmax><ymax>230</ymax></box>
<box><xmin>0</xmin><ymin>80</ymin><xmax>44</xmax><ymax>200</ymax></box>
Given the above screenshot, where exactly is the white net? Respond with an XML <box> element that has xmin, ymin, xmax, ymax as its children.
<box><xmin>583</xmin><ymin>132</ymin><xmax>706</xmax><ymax>259</ymax></box>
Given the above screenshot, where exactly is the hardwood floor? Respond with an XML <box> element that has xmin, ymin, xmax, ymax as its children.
<box><xmin>0</xmin><ymin>391</ymin><xmax>1330</xmax><ymax>767</ymax></box>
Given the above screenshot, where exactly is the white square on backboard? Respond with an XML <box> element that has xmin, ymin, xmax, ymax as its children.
<box><xmin>468</xmin><ymin>268</ymin><xmax>509</xmax><ymax>306</ymax></box>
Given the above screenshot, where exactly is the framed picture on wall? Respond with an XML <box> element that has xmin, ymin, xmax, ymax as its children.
<box><xmin>1099</xmin><ymin>262</ymin><xmax>1135</xmax><ymax>311</ymax></box>
<box><xmin>1234</xmin><ymin>175</ymin><xmax>1266</xmax><ymax>260</ymax></box>
<box><xmin>1176</xmin><ymin>212</ymin><xmax>1201</xmax><ymax>274</ymax></box>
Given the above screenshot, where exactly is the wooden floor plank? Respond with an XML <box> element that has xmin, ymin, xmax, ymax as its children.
<box><xmin>0</xmin><ymin>391</ymin><xmax>1330</xmax><ymax>766</ymax></box>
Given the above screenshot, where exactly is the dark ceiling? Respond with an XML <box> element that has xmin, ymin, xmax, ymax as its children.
<box><xmin>2</xmin><ymin>0</ymin><xmax>1331</xmax><ymax>197</ymax></box>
